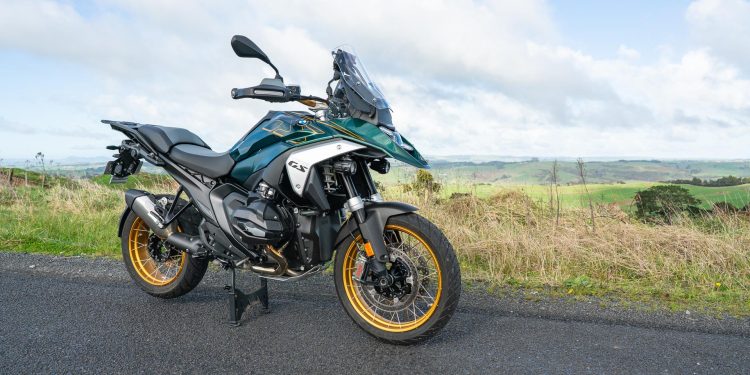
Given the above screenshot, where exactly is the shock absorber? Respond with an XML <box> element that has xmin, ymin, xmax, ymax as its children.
<box><xmin>320</xmin><ymin>164</ymin><xmax>337</xmax><ymax>193</ymax></box>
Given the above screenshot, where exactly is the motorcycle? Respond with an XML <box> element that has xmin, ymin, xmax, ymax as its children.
<box><xmin>103</xmin><ymin>35</ymin><xmax>461</xmax><ymax>344</ymax></box>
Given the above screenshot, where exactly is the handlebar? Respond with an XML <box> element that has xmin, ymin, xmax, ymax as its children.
<box><xmin>231</xmin><ymin>85</ymin><xmax>294</xmax><ymax>102</ymax></box>
<box><xmin>232</xmin><ymin>84</ymin><xmax>328</xmax><ymax>106</ymax></box>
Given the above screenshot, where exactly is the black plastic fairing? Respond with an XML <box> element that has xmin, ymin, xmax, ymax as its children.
<box><xmin>293</xmin><ymin>212</ymin><xmax>338</xmax><ymax>266</ymax></box>
<box><xmin>208</xmin><ymin>184</ymin><xmax>256</xmax><ymax>258</ymax></box>
<box><xmin>303</xmin><ymin>169</ymin><xmax>331</xmax><ymax>211</ymax></box>
<box><xmin>161</xmin><ymin>158</ymin><xmax>216</xmax><ymax>224</ymax></box>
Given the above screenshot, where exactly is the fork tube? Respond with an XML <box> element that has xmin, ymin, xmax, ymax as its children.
<box><xmin>339</xmin><ymin>173</ymin><xmax>387</xmax><ymax>274</ymax></box>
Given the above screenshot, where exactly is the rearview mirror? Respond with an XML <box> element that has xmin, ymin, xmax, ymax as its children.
<box><xmin>231</xmin><ymin>35</ymin><xmax>281</xmax><ymax>79</ymax></box>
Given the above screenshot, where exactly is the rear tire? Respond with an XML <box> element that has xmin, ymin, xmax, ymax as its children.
<box><xmin>121</xmin><ymin>204</ymin><xmax>208</xmax><ymax>299</ymax></box>
<box><xmin>334</xmin><ymin>213</ymin><xmax>461</xmax><ymax>344</ymax></box>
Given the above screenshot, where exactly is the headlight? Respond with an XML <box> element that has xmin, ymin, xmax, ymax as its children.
<box><xmin>378</xmin><ymin>126</ymin><xmax>414</xmax><ymax>151</ymax></box>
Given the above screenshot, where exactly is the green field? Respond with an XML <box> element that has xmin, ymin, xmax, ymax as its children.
<box><xmin>378</xmin><ymin>159</ymin><xmax>750</xmax><ymax>186</ymax></box>
<box><xmin>474</xmin><ymin>183</ymin><xmax>749</xmax><ymax>209</ymax></box>
<box><xmin>380</xmin><ymin>179</ymin><xmax>750</xmax><ymax>210</ymax></box>
<box><xmin>376</xmin><ymin>158</ymin><xmax>750</xmax><ymax>210</ymax></box>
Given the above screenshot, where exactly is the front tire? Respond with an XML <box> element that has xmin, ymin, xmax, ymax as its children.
<box><xmin>121</xmin><ymin>206</ymin><xmax>208</xmax><ymax>299</ymax></box>
<box><xmin>334</xmin><ymin>213</ymin><xmax>461</xmax><ymax>344</ymax></box>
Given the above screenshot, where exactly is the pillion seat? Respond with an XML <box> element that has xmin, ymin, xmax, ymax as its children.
<box><xmin>137</xmin><ymin>124</ymin><xmax>235</xmax><ymax>178</ymax></box>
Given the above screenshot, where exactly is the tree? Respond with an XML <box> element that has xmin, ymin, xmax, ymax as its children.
<box><xmin>634</xmin><ymin>185</ymin><xmax>701</xmax><ymax>224</ymax></box>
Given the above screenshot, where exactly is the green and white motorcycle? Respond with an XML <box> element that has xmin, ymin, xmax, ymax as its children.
<box><xmin>103</xmin><ymin>35</ymin><xmax>460</xmax><ymax>344</ymax></box>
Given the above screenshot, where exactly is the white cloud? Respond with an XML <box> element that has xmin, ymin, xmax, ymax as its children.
<box><xmin>687</xmin><ymin>0</ymin><xmax>750</xmax><ymax>69</ymax></box>
<box><xmin>617</xmin><ymin>45</ymin><xmax>641</xmax><ymax>60</ymax></box>
<box><xmin>0</xmin><ymin>0</ymin><xmax>749</xmax><ymax>159</ymax></box>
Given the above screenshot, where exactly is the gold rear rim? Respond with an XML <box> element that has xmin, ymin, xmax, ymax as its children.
<box><xmin>128</xmin><ymin>217</ymin><xmax>186</xmax><ymax>286</ymax></box>
<box><xmin>342</xmin><ymin>224</ymin><xmax>442</xmax><ymax>333</ymax></box>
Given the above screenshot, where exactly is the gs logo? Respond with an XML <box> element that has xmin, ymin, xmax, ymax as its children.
<box><xmin>287</xmin><ymin>160</ymin><xmax>308</xmax><ymax>172</ymax></box>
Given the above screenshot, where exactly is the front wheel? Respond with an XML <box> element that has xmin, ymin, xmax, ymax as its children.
<box><xmin>334</xmin><ymin>213</ymin><xmax>461</xmax><ymax>344</ymax></box>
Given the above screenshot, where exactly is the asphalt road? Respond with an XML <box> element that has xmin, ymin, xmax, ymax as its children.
<box><xmin>0</xmin><ymin>253</ymin><xmax>748</xmax><ymax>374</ymax></box>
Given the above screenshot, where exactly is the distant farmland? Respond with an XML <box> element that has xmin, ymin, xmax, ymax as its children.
<box><xmin>375</xmin><ymin>159</ymin><xmax>750</xmax><ymax>210</ymax></box>
<box><xmin>378</xmin><ymin>180</ymin><xmax>750</xmax><ymax>210</ymax></box>
<box><xmin>380</xmin><ymin>159</ymin><xmax>750</xmax><ymax>186</ymax></box>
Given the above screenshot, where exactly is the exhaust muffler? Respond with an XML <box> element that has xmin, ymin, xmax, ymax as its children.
<box><xmin>130</xmin><ymin>194</ymin><xmax>175</xmax><ymax>238</ymax></box>
<box><xmin>126</xmin><ymin>190</ymin><xmax>202</xmax><ymax>254</ymax></box>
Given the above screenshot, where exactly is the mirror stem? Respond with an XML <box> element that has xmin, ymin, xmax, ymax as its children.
<box><xmin>268</xmin><ymin>63</ymin><xmax>282</xmax><ymax>81</ymax></box>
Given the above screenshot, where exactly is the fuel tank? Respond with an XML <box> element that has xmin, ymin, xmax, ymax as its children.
<box><xmin>227</xmin><ymin>110</ymin><xmax>430</xmax><ymax>186</ymax></box>
<box><xmin>228</xmin><ymin>111</ymin><xmax>334</xmax><ymax>184</ymax></box>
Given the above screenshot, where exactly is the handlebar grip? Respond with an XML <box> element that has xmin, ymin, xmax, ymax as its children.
<box><xmin>231</xmin><ymin>84</ymin><xmax>304</xmax><ymax>102</ymax></box>
<box><xmin>231</xmin><ymin>86</ymin><xmax>287</xmax><ymax>101</ymax></box>
<box><xmin>231</xmin><ymin>87</ymin><xmax>251</xmax><ymax>99</ymax></box>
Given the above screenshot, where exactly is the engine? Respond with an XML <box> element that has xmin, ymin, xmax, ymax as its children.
<box><xmin>210</xmin><ymin>178</ymin><xmax>338</xmax><ymax>276</ymax></box>
<box><xmin>231</xmin><ymin>195</ymin><xmax>293</xmax><ymax>245</ymax></box>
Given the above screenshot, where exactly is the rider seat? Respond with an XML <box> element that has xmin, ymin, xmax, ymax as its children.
<box><xmin>137</xmin><ymin>125</ymin><xmax>235</xmax><ymax>178</ymax></box>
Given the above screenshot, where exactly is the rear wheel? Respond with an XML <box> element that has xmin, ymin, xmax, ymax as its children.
<box><xmin>334</xmin><ymin>213</ymin><xmax>461</xmax><ymax>344</ymax></box>
<box><xmin>121</xmin><ymin>208</ymin><xmax>208</xmax><ymax>299</ymax></box>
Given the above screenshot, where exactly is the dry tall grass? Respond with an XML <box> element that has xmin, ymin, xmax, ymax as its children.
<box><xmin>392</xmin><ymin>189</ymin><xmax>750</xmax><ymax>310</ymax></box>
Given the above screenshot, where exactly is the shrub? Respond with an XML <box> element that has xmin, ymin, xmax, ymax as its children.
<box><xmin>634</xmin><ymin>185</ymin><xmax>701</xmax><ymax>224</ymax></box>
<box><xmin>402</xmin><ymin>169</ymin><xmax>441</xmax><ymax>194</ymax></box>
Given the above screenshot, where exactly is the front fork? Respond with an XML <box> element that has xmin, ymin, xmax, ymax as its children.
<box><xmin>337</xmin><ymin>165</ymin><xmax>390</xmax><ymax>277</ymax></box>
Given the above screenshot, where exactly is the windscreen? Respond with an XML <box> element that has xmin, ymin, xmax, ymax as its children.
<box><xmin>334</xmin><ymin>48</ymin><xmax>390</xmax><ymax>110</ymax></box>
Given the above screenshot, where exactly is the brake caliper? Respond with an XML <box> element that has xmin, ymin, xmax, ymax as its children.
<box><xmin>352</xmin><ymin>252</ymin><xmax>368</xmax><ymax>282</ymax></box>
<box><xmin>147</xmin><ymin>234</ymin><xmax>176</xmax><ymax>262</ymax></box>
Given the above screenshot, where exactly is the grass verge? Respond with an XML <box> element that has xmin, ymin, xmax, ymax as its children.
<box><xmin>1</xmin><ymin>175</ymin><xmax>749</xmax><ymax>316</ymax></box>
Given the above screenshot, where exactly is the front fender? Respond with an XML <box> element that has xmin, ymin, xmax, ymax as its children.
<box><xmin>333</xmin><ymin>201</ymin><xmax>418</xmax><ymax>250</ymax></box>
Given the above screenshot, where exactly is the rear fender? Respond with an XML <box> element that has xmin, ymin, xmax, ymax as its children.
<box><xmin>117</xmin><ymin>189</ymin><xmax>150</xmax><ymax>238</ymax></box>
<box><xmin>333</xmin><ymin>201</ymin><xmax>418</xmax><ymax>250</ymax></box>
<box><xmin>117</xmin><ymin>207</ymin><xmax>131</xmax><ymax>238</ymax></box>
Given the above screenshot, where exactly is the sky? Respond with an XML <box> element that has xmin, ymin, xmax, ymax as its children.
<box><xmin>1</xmin><ymin>0</ymin><xmax>750</xmax><ymax>162</ymax></box>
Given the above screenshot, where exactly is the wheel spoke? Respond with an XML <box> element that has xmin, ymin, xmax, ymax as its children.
<box><xmin>129</xmin><ymin>221</ymin><xmax>186</xmax><ymax>284</ymax></box>
<box><xmin>346</xmin><ymin>224</ymin><xmax>442</xmax><ymax>328</ymax></box>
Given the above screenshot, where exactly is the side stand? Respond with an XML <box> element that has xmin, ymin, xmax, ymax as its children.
<box><xmin>225</xmin><ymin>267</ymin><xmax>269</xmax><ymax>326</ymax></box>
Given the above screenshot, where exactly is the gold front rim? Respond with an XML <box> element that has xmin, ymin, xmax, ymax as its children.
<box><xmin>342</xmin><ymin>225</ymin><xmax>442</xmax><ymax>333</ymax></box>
<box><xmin>128</xmin><ymin>217</ymin><xmax>186</xmax><ymax>286</ymax></box>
